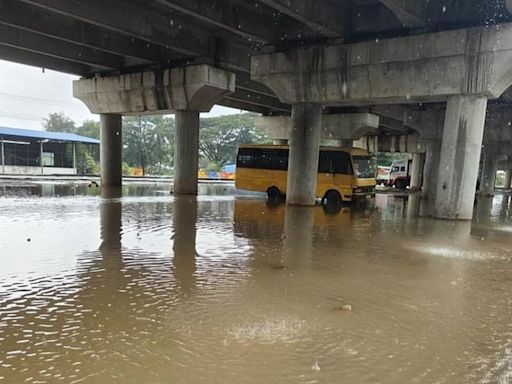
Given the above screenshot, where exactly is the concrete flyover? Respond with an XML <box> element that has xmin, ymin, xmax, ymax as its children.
<box><xmin>2</xmin><ymin>0</ymin><xmax>512</xmax><ymax>218</ymax></box>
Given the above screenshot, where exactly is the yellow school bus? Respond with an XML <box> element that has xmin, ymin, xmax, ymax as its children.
<box><xmin>235</xmin><ymin>145</ymin><xmax>376</xmax><ymax>204</ymax></box>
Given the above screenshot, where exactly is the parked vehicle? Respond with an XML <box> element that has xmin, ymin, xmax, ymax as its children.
<box><xmin>376</xmin><ymin>166</ymin><xmax>391</xmax><ymax>185</ymax></box>
<box><xmin>386</xmin><ymin>159</ymin><xmax>411</xmax><ymax>189</ymax></box>
<box><xmin>235</xmin><ymin>144</ymin><xmax>376</xmax><ymax>204</ymax></box>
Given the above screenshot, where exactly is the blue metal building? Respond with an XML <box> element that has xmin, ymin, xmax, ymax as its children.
<box><xmin>0</xmin><ymin>126</ymin><xmax>100</xmax><ymax>175</ymax></box>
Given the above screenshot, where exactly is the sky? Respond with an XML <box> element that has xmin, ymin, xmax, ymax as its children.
<box><xmin>0</xmin><ymin>60</ymin><xmax>240</xmax><ymax>130</ymax></box>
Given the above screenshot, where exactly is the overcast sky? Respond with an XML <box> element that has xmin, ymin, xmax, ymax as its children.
<box><xmin>0</xmin><ymin>60</ymin><xmax>239</xmax><ymax>131</ymax></box>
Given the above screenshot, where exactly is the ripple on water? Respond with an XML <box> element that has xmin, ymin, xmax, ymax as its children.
<box><xmin>1</xmin><ymin>187</ymin><xmax>512</xmax><ymax>383</ymax></box>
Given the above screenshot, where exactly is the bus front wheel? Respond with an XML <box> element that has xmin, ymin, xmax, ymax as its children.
<box><xmin>267</xmin><ymin>187</ymin><xmax>282</xmax><ymax>200</ymax></box>
<box><xmin>323</xmin><ymin>190</ymin><xmax>342</xmax><ymax>206</ymax></box>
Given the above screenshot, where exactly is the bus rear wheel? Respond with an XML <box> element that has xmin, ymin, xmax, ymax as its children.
<box><xmin>267</xmin><ymin>187</ymin><xmax>282</xmax><ymax>200</ymax></box>
<box><xmin>323</xmin><ymin>190</ymin><xmax>342</xmax><ymax>206</ymax></box>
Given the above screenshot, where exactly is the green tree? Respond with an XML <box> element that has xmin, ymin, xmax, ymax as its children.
<box><xmin>375</xmin><ymin>152</ymin><xmax>408</xmax><ymax>167</ymax></box>
<box><xmin>43</xmin><ymin>112</ymin><xmax>77</xmax><ymax>133</ymax></box>
<box><xmin>123</xmin><ymin>115</ymin><xmax>174</xmax><ymax>175</ymax></box>
<box><xmin>78</xmin><ymin>120</ymin><xmax>100</xmax><ymax>139</ymax></box>
<box><xmin>199</xmin><ymin>113</ymin><xmax>269</xmax><ymax>169</ymax></box>
<box><xmin>84</xmin><ymin>152</ymin><xmax>99</xmax><ymax>174</ymax></box>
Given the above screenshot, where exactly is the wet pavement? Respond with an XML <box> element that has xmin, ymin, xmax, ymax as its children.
<box><xmin>0</xmin><ymin>183</ymin><xmax>511</xmax><ymax>383</ymax></box>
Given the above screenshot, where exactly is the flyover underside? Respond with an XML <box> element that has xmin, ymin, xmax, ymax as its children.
<box><xmin>3</xmin><ymin>0</ymin><xmax>512</xmax><ymax>219</ymax></box>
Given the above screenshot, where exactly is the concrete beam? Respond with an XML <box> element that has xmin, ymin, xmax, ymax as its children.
<box><xmin>0</xmin><ymin>44</ymin><xmax>92</xmax><ymax>75</ymax></box>
<box><xmin>0</xmin><ymin>24</ymin><xmax>123</xmax><ymax>69</ymax></box>
<box><xmin>258</xmin><ymin>0</ymin><xmax>344</xmax><ymax>37</ymax></box>
<box><xmin>404</xmin><ymin>110</ymin><xmax>444</xmax><ymax>139</ymax></box>
<box><xmin>373</xmin><ymin>134</ymin><xmax>425</xmax><ymax>153</ymax></box>
<box><xmin>74</xmin><ymin>64</ymin><xmax>235</xmax><ymax>114</ymax></box>
<box><xmin>255</xmin><ymin>113</ymin><xmax>380</xmax><ymax>140</ymax></box>
<box><xmin>252</xmin><ymin>23</ymin><xmax>512</xmax><ymax>105</ymax></box>
<box><xmin>0</xmin><ymin>0</ymin><xmax>175</xmax><ymax>64</ymax></box>
<box><xmin>380</xmin><ymin>0</ymin><xmax>428</xmax><ymax>28</ymax></box>
<box><xmin>19</xmin><ymin>0</ymin><xmax>209</xmax><ymax>57</ymax></box>
<box><xmin>153</xmin><ymin>0</ymin><xmax>286</xmax><ymax>44</ymax></box>
<box><xmin>378</xmin><ymin>115</ymin><xmax>410</xmax><ymax>134</ymax></box>
<box><xmin>226</xmin><ymin>88</ymin><xmax>291</xmax><ymax>113</ymax></box>
<box><xmin>218</xmin><ymin>98</ymin><xmax>278</xmax><ymax>115</ymax></box>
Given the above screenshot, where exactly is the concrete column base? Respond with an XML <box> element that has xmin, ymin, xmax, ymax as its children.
<box><xmin>100</xmin><ymin>114</ymin><xmax>123</xmax><ymax>187</ymax></box>
<box><xmin>174</xmin><ymin>110</ymin><xmax>200</xmax><ymax>195</ymax></box>
<box><xmin>286</xmin><ymin>103</ymin><xmax>323</xmax><ymax>206</ymax></box>
<box><xmin>480</xmin><ymin>149</ymin><xmax>497</xmax><ymax>195</ymax></box>
<box><xmin>420</xmin><ymin>140</ymin><xmax>441</xmax><ymax>217</ymax></box>
<box><xmin>409</xmin><ymin>152</ymin><xmax>424</xmax><ymax>192</ymax></box>
<box><xmin>434</xmin><ymin>95</ymin><xmax>488</xmax><ymax>220</ymax></box>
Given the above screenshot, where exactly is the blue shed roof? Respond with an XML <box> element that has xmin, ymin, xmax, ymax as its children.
<box><xmin>0</xmin><ymin>126</ymin><xmax>100</xmax><ymax>144</ymax></box>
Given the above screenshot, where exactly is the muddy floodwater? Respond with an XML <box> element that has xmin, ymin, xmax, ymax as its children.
<box><xmin>0</xmin><ymin>183</ymin><xmax>511</xmax><ymax>383</ymax></box>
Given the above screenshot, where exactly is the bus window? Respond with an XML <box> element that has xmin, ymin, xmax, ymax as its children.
<box><xmin>353</xmin><ymin>156</ymin><xmax>374</xmax><ymax>179</ymax></box>
<box><xmin>318</xmin><ymin>151</ymin><xmax>352</xmax><ymax>174</ymax></box>
<box><xmin>237</xmin><ymin>147</ymin><xmax>289</xmax><ymax>170</ymax></box>
<box><xmin>237</xmin><ymin>147</ymin><xmax>257</xmax><ymax>168</ymax></box>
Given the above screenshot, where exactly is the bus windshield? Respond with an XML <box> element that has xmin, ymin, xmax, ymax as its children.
<box><xmin>352</xmin><ymin>156</ymin><xmax>374</xmax><ymax>179</ymax></box>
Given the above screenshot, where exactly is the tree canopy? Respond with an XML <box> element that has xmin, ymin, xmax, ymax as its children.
<box><xmin>42</xmin><ymin>112</ymin><xmax>269</xmax><ymax>175</ymax></box>
<box><xmin>199</xmin><ymin>113</ymin><xmax>268</xmax><ymax>169</ymax></box>
<box><xmin>43</xmin><ymin>112</ymin><xmax>77</xmax><ymax>133</ymax></box>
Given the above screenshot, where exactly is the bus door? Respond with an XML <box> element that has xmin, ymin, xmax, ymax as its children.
<box><xmin>318</xmin><ymin>151</ymin><xmax>353</xmax><ymax>188</ymax></box>
<box><xmin>332</xmin><ymin>151</ymin><xmax>353</xmax><ymax>189</ymax></box>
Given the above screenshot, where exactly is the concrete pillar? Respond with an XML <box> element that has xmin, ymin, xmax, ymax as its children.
<box><xmin>100</xmin><ymin>114</ymin><xmax>123</xmax><ymax>187</ymax></box>
<box><xmin>420</xmin><ymin>140</ymin><xmax>441</xmax><ymax>217</ymax></box>
<box><xmin>287</xmin><ymin>103</ymin><xmax>323</xmax><ymax>206</ymax></box>
<box><xmin>1</xmin><ymin>138</ymin><xmax>4</xmax><ymax>174</ymax></box>
<box><xmin>504</xmin><ymin>169</ymin><xmax>512</xmax><ymax>189</ymax></box>
<box><xmin>434</xmin><ymin>95</ymin><xmax>488</xmax><ymax>220</ymax></box>
<box><xmin>480</xmin><ymin>149</ymin><xmax>497</xmax><ymax>195</ymax></box>
<box><xmin>407</xmin><ymin>153</ymin><xmax>424</xmax><ymax>218</ymax></box>
<box><xmin>72</xmin><ymin>142</ymin><xmax>77</xmax><ymax>175</ymax></box>
<box><xmin>40</xmin><ymin>140</ymin><xmax>44</xmax><ymax>175</ymax></box>
<box><xmin>174</xmin><ymin>110</ymin><xmax>200</xmax><ymax>195</ymax></box>
<box><xmin>409</xmin><ymin>152</ymin><xmax>424</xmax><ymax>192</ymax></box>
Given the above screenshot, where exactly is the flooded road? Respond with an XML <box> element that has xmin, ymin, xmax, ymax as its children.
<box><xmin>0</xmin><ymin>183</ymin><xmax>511</xmax><ymax>383</ymax></box>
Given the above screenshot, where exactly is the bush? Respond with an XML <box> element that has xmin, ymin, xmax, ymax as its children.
<box><xmin>84</xmin><ymin>152</ymin><xmax>99</xmax><ymax>175</ymax></box>
<box><xmin>206</xmin><ymin>162</ymin><xmax>221</xmax><ymax>172</ymax></box>
<box><xmin>122</xmin><ymin>162</ymin><xmax>134</xmax><ymax>176</ymax></box>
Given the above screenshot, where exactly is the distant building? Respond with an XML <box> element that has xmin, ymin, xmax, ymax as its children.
<box><xmin>0</xmin><ymin>126</ymin><xmax>100</xmax><ymax>175</ymax></box>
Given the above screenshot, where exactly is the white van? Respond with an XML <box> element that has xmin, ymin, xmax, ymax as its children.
<box><xmin>386</xmin><ymin>160</ymin><xmax>411</xmax><ymax>189</ymax></box>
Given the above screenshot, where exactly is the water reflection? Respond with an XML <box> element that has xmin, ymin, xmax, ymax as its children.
<box><xmin>283</xmin><ymin>207</ymin><xmax>314</xmax><ymax>267</ymax></box>
<box><xmin>1</xmin><ymin>184</ymin><xmax>512</xmax><ymax>383</ymax></box>
<box><xmin>172</xmin><ymin>196</ymin><xmax>197</xmax><ymax>295</ymax></box>
<box><xmin>406</xmin><ymin>192</ymin><xmax>421</xmax><ymax>219</ymax></box>
<box><xmin>499</xmin><ymin>194</ymin><xmax>511</xmax><ymax>219</ymax></box>
<box><xmin>100</xmin><ymin>187</ymin><xmax>123</xmax><ymax>250</ymax></box>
